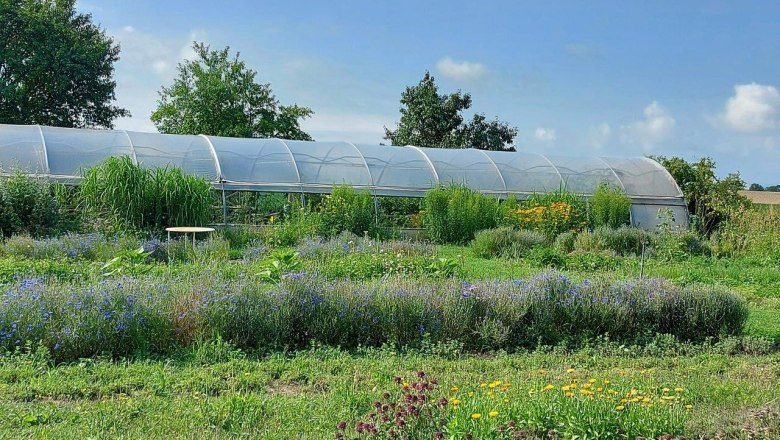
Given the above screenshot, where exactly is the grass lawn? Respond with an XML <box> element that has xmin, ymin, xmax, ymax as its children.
<box><xmin>0</xmin><ymin>349</ymin><xmax>778</xmax><ymax>439</ymax></box>
<box><xmin>1</xmin><ymin>241</ymin><xmax>779</xmax><ymax>438</ymax></box>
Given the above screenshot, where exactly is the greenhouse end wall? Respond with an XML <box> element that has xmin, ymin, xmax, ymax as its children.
<box><xmin>0</xmin><ymin>124</ymin><xmax>688</xmax><ymax>229</ymax></box>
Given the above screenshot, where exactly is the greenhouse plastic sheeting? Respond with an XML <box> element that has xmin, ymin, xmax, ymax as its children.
<box><xmin>0</xmin><ymin>124</ymin><xmax>688</xmax><ymax>227</ymax></box>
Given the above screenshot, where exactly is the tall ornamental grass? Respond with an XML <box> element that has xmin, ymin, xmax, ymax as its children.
<box><xmin>0</xmin><ymin>272</ymin><xmax>748</xmax><ymax>361</ymax></box>
<box><xmin>423</xmin><ymin>185</ymin><xmax>499</xmax><ymax>244</ymax></box>
<box><xmin>81</xmin><ymin>156</ymin><xmax>212</xmax><ymax>231</ymax></box>
<box><xmin>318</xmin><ymin>185</ymin><xmax>378</xmax><ymax>237</ymax></box>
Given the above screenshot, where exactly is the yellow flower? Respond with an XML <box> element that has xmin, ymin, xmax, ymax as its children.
<box><xmin>468</xmin><ymin>392</ymin><xmax>474</xmax><ymax>397</ymax></box>
<box><xmin>615</xmin><ymin>405</ymin><xmax>625</xmax><ymax>411</ymax></box>
<box><xmin>603</xmin><ymin>379</ymin><xmax>610</xmax><ymax>384</ymax></box>
<box><xmin>566</xmin><ymin>368</ymin><xmax>575</xmax><ymax>373</ymax></box>
<box><xmin>544</xmin><ymin>384</ymin><xmax>555</xmax><ymax>391</ymax></box>
<box><xmin>675</xmin><ymin>387</ymin><xmax>684</xmax><ymax>393</ymax></box>
<box><xmin>685</xmin><ymin>404</ymin><xmax>693</xmax><ymax>410</ymax></box>
<box><xmin>471</xmin><ymin>413</ymin><xmax>481</xmax><ymax>420</ymax></box>
<box><xmin>588</xmin><ymin>378</ymin><xmax>597</xmax><ymax>384</ymax></box>
<box><xmin>480</xmin><ymin>383</ymin><xmax>487</xmax><ymax>388</ymax></box>
<box><xmin>565</xmin><ymin>392</ymin><xmax>575</xmax><ymax>397</ymax></box>
<box><xmin>451</xmin><ymin>399</ymin><xmax>462</xmax><ymax>406</ymax></box>
<box><xmin>451</xmin><ymin>386</ymin><xmax>459</xmax><ymax>393</ymax></box>
<box><xmin>489</xmin><ymin>410</ymin><xmax>499</xmax><ymax>417</ymax></box>
<box><xmin>562</xmin><ymin>385</ymin><xmax>571</xmax><ymax>392</ymax></box>
<box><xmin>503</xmin><ymin>398</ymin><xmax>509</xmax><ymax>403</ymax></box>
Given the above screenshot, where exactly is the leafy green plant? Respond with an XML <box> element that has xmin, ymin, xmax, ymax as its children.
<box><xmin>257</xmin><ymin>250</ymin><xmax>301</xmax><ymax>283</ymax></box>
<box><xmin>101</xmin><ymin>247</ymin><xmax>152</xmax><ymax>277</ymax></box>
<box><xmin>589</xmin><ymin>183</ymin><xmax>631</xmax><ymax>228</ymax></box>
<box><xmin>424</xmin><ymin>257</ymin><xmax>459</xmax><ymax>278</ymax></box>
<box><xmin>423</xmin><ymin>184</ymin><xmax>499</xmax><ymax>244</ymax></box>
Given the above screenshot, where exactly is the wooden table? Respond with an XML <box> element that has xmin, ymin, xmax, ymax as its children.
<box><xmin>165</xmin><ymin>226</ymin><xmax>215</xmax><ymax>248</ymax></box>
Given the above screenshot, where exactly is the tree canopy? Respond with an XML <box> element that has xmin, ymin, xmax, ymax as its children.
<box><xmin>384</xmin><ymin>72</ymin><xmax>517</xmax><ymax>151</ymax></box>
<box><xmin>151</xmin><ymin>43</ymin><xmax>313</xmax><ymax>140</ymax></box>
<box><xmin>0</xmin><ymin>0</ymin><xmax>128</xmax><ymax>128</ymax></box>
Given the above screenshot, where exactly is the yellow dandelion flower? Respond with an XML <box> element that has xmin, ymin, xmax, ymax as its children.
<box><xmin>451</xmin><ymin>387</ymin><xmax>459</xmax><ymax>393</ymax></box>
<box><xmin>480</xmin><ymin>383</ymin><xmax>487</xmax><ymax>388</ymax></box>
<box><xmin>589</xmin><ymin>378</ymin><xmax>597</xmax><ymax>383</ymax></box>
<box><xmin>468</xmin><ymin>392</ymin><xmax>474</xmax><ymax>397</ymax></box>
<box><xmin>562</xmin><ymin>385</ymin><xmax>571</xmax><ymax>392</ymax></box>
<box><xmin>596</xmin><ymin>387</ymin><xmax>604</xmax><ymax>392</ymax></box>
<box><xmin>565</xmin><ymin>392</ymin><xmax>575</xmax><ymax>397</ymax></box>
<box><xmin>603</xmin><ymin>379</ymin><xmax>610</xmax><ymax>384</ymax></box>
<box><xmin>544</xmin><ymin>384</ymin><xmax>555</xmax><ymax>391</ymax></box>
<box><xmin>685</xmin><ymin>405</ymin><xmax>693</xmax><ymax>410</ymax></box>
<box><xmin>489</xmin><ymin>410</ymin><xmax>499</xmax><ymax>417</ymax></box>
<box><xmin>567</xmin><ymin>368</ymin><xmax>575</xmax><ymax>373</ymax></box>
<box><xmin>675</xmin><ymin>387</ymin><xmax>684</xmax><ymax>393</ymax></box>
<box><xmin>616</xmin><ymin>405</ymin><xmax>625</xmax><ymax>411</ymax></box>
<box><xmin>471</xmin><ymin>413</ymin><xmax>481</xmax><ymax>420</ymax></box>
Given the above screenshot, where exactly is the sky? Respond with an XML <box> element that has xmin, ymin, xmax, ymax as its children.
<box><xmin>75</xmin><ymin>0</ymin><xmax>780</xmax><ymax>185</ymax></box>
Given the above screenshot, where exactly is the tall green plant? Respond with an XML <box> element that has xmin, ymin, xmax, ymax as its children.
<box><xmin>80</xmin><ymin>156</ymin><xmax>212</xmax><ymax>231</ymax></box>
<box><xmin>589</xmin><ymin>183</ymin><xmax>631</xmax><ymax>228</ymax></box>
<box><xmin>422</xmin><ymin>185</ymin><xmax>499</xmax><ymax>244</ymax></box>
<box><xmin>0</xmin><ymin>171</ymin><xmax>61</xmax><ymax>237</ymax></box>
<box><xmin>318</xmin><ymin>185</ymin><xmax>377</xmax><ymax>237</ymax></box>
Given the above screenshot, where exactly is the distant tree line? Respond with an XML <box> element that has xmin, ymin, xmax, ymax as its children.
<box><xmin>748</xmin><ymin>183</ymin><xmax>780</xmax><ymax>192</ymax></box>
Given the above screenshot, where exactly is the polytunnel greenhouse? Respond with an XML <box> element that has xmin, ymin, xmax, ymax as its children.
<box><xmin>0</xmin><ymin>124</ymin><xmax>688</xmax><ymax>229</ymax></box>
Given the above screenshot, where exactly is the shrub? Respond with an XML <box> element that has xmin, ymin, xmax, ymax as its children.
<box><xmin>422</xmin><ymin>185</ymin><xmax>499</xmax><ymax>244</ymax></box>
<box><xmin>0</xmin><ymin>272</ymin><xmax>748</xmax><ymax>361</ymax></box>
<box><xmin>318</xmin><ymin>185</ymin><xmax>377</xmax><ymax>237</ymax></box>
<box><xmin>651</xmin><ymin>156</ymin><xmax>750</xmax><ymax>235</ymax></box>
<box><xmin>574</xmin><ymin>226</ymin><xmax>653</xmax><ymax>256</ymax></box>
<box><xmin>471</xmin><ymin>227</ymin><xmax>547</xmax><ymax>259</ymax></box>
<box><xmin>0</xmin><ymin>172</ymin><xmax>62</xmax><ymax>237</ymax></box>
<box><xmin>710</xmin><ymin>206</ymin><xmax>780</xmax><ymax>261</ymax></box>
<box><xmin>553</xmin><ymin>231</ymin><xmax>577</xmax><ymax>254</ymax></box>
<box><xmin>262</xmin><ymin>203</ymin><xmax>321</xmax><ymax>246</ymax></box>
<box><xmin>589</xmin><ymin>183</ymin><xmax>631</xmax><ymax>228</ymax></box>
<box><xmin>80</xmin><ymin>156</ymin><xmax>212</xmax><ymax>232</ymax></box>
<box><xmin>503</xmin><ymin>188</ymin><xmax>588</xmax><ymax>239</ymax></box>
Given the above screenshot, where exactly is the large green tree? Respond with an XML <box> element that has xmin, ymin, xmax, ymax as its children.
<box><xmin>384</xmin><ymin>72</ymin><xmax>517</xmax><ymax>151</ymax></box>
<box><xmin>151</xmin><ymin>43</ymin><xmax>313</xmax><ymax>140</ymax></box>
<box><xmin>0</xmin><ymin>0</ymin><xmax>128</xmax><ymax>128</ymax></box>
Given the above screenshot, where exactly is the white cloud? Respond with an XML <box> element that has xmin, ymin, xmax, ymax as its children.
<box><xmin>534</xmin><ymin>127</ymin><xmax>557</xmax><ymax>141</ymax></box>
<box><xmin>179</xmin><ymin>30</ymin><xmax>208</xmax><ymax>62</ymax></box>
<box><xmin>590</xmin><ymin>122</ymin><xmax>611</xmax><ymax>149</ymax></box>
<box><xmin>621</xmin><ymin>101</ymin><xmax>675</xmax><ymax>149</ymax></box>
<box><xmin>300</xmin><ymin>113</ymin><xmax>391</xmax><ymax>144</ymax></box>
<box><xmin>716</xmin><ymin>83</ymin><xmax>780</xmax><ymax>132</ymax></box>
<box><xmin>435</xmin><ymin>57</ymin><xmax>487</xmax><ymax>82</ymax></box>
<box><xmin>110</xmin><ymin>27</ymin><xmax>209</xmax><ymax>132</ymax></box>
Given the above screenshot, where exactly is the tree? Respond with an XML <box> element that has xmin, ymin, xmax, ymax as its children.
<box><xmin>651</xmin><ymin>156</ymin><xmax>750</xmax><ymax>236</ymax></box>
<box><xmin>384</xmin><ymin>72</ymin><xmax>517</xmax><ymax>151</ymax></box>
<box><xmin>151</xmin><ymin>42</ymin><xmax>313</xmax><ymax>140</ymax></box>
<box><xmin>748</xmin><ymin>183</ymin><xmax>765</xmax><ymax>191</ymax></box>
<box><xmin>0</xmin><ymin>0</ymin><xmax>128</xmax><ymax>128</ymax></box>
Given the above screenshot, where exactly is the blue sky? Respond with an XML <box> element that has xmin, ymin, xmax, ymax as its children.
<box><xmin>76</xmin><ymin>0</ymin><xmax>780</xmax><ymax>185</ymax></box>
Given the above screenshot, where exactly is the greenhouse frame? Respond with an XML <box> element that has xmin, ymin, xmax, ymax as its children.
<box><xmin>0</xmin><ymin>124</ymin><xmax>688</xmax><ymax>229</ymax></box>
